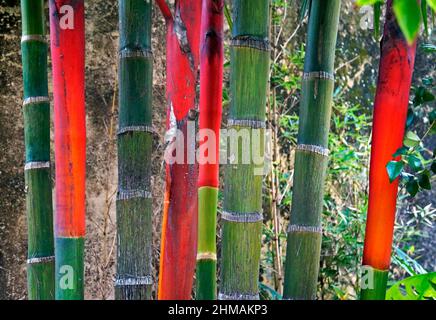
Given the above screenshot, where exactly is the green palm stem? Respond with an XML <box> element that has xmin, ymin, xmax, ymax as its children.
<box><xmin>197</xmin><ymin>188</ymin><xmax>219</xmax><ymax>299</ymax></box>
<box><xmin>283</xmin><ymin>0</ymin><xmax>341</xmax><ymax>300</ymax></box>
<box><xmin>219</xmin><ymin>0</ymin><xmax>270</xmax><ymax>300</ymax></box>
<box><xmin>20</xmin><ymin>0</ymin><xmax>55</xmax><ymax>300</ymax></box>
<box><xmin>115</xmin><ymin>0</ymin><xmax>153</xmax><ymax>300</ymax></box>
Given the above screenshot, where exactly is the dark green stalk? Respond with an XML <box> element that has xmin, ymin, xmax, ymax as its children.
<box><xmin>283</xmin><ymin>0</ymin><xmax>341</xmax><ymax>300</ymax></box>
<box><xmin>20</xmin><ymin>0</ymin><xmax>55</xmax><ymax>300</ymax></box>
<box><xmin>219</xmin><ymin>0</ymin><xmax>270</xmax><ymax>300</ymax></box>
<box><xmin>115</xmin><ymin>0</ymin><xmax>153</xmax><ymax>300</ymax></box>
<box><xmin>196</xmin><ymin>187</ymin><xmax>218</xmax><ymax>300</ymax></box>
<box><xmin>55</xmin><ymin>238</ymin><xmax>84</xmax><ymax>299</ymax></box>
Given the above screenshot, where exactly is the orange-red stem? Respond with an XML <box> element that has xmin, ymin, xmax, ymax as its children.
<box><xmin>50</xmin><ymin>0</ymin><xmax>86</xmax><ymax>238</ymax></box>
<box><xmin>363</xmin><ymin>0</ymin><xmax>417</xmax><ymax>271</ymax></box>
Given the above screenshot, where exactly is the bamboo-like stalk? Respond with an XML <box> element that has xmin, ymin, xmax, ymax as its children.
<box><xmin>270</xmin><ymin>18</ymin><xmax>283</xmax><ymax>293</ymax></box>
<box><xmin>270</xmin><ymin>91</ymin><xmax>283</xmax><ymax>294</ymax></box>
<box><xmin>219</xmin><ymin>0</ymin><xmax>270</xmax><ymax>300</ymax></box>
<box><xmin>20</xmin><ymin>0</ymin><xmax>55</xmax><ymax>300</ymax></box>
<box><xmin>283</xmin><ymin>0</ymin><xmax>341</xmax><ymax>300</ymax></box>
<box><xmin>361</xmin><ymin>0</ymin><xmax>417</xmax><ymax>300</ymax></box>
<box><xmin>115</xmin><ymin>0</ymin><xmax>153</xmax><ymax>300</ymax></box>
<box><xmin>156</xmin><ymin>0</ymin><xmax>202</xmax><ymax>300</ymax></box>
<box><xmin>196</xmin><ymin>0</ymin><xmax>224</xmax><ymax>300</ymax></box>
<box><xmin>49</xmin><ymin>0</ymin><xmax>86</xmax><ymax>300</ymax></box>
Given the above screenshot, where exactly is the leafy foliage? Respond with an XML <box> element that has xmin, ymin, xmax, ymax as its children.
<box><xmin>357</xmin><ymin>0</ymin><xmax>436</xmax><ymax>44</ymax></box>
<box><xmin>387</xmin><ymin>79</ymin><xmax>435</xmax><ymax>197</ymax></box>
<box><xmin>393</xmin><ymin>0</ymin><xmax>422</xmax><ymax>44</ymax></box>
<box><xmin>386</xmin><ymin>272</ymin><xmax>436</xmax><ymax>300</ymax></box>
<box><xmin>391</xmin><ymin>247</ymin><xmax>427</xmax><ymax>277</ymax></box>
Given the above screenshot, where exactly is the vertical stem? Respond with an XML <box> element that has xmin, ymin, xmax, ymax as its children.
<box><xmin>20</xmin><ymin>0</ymin><xmax>55</xmax><ymax>300</ymax></box>
<box><xmin>196</xmin><ymin>0</ymin><xmax>224</xmax><ymax>300</ymax></box>
<box><xmin>115</xmin><ymin>0</ymin><xmax>153</xmax><ymax>300</ymax></box>
<box><xmin>271</xmin><ymin>90</ymin><xmax>283</xmax><ymax>294</ymax></box>
<box><xmin>283</xmin><ymin>0</ymin><xmax>341</xmax><ymax>300</ymax></box>
<box><xmin>269</xmin><ymin>11</ymin><xmax>283</xmax><ymax>294</ymax></box>
<box><xmin>219</xmin><ymin>0</ymin><xmax>270</xmax><ymax>300</ymax></box>
<box><xmin>158</xmin><ymin>0</ymin><xmax>202</xmax><ymax>300</ymax></box>
<box><xmin>361</xmin><ymin>0</ymin><xmax>417</xmax><ymax>300</ymax></box>
<box><xmin>49</xmin><ymin>0</ymin><xmax>86</xmax><ymax>300</ymax></box>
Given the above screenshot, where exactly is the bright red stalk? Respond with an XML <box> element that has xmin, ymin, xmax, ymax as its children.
<box><xmin>198</xmin><ymin>0</ymin><xmax>223</xmax><ymax>188</ymax></box>
<box><xmin>157</xmin><ymin>0</ymin><xmax>201</xmax><ymax>300</ymax></box>
<box><xmin>195</xmin><ymin>0</ymin><xmax>224</xmax><ymax>299</ymax></box>
<box><xmin>363</xmin><ymin>0</ymin><xmax>417</xmax><ymax>271</ymax></box>
<box><xmin>49</xmin><ymin>0</ymin><xmax>86</xmax><ymax>238</ymax></box>
<box><xmin>155</xmin><ymin>0</ymin><xmax>173</xmax><ymax>21</ymax></box>
<box><xmin>49</xmin><ymin>0</ymin><xmax>86</xmax><ymax>299</ymax></box>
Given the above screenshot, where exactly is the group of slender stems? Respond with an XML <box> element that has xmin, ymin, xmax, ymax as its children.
<box><xmin>20</xmin><ymin>0</ymin><xmax>415</xmax><ymax>300</ymax></box>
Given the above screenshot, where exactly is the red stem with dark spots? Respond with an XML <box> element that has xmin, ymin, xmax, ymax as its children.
<box><xmin>198</xmin><ymin>0</ymin><xmax>223</xmax><ymax>188</ymax></box>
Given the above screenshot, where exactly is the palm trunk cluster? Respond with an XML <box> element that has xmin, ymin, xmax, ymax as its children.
<box><xmin>17</xmin><ymin>0</ymin><xmax>424</xmax><ymax>302</ymax></box>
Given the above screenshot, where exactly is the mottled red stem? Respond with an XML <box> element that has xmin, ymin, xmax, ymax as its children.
<box><xmin>157</xmin><ymin>0</ymin><xmax>201</xmax><ymax>300</ymax></box>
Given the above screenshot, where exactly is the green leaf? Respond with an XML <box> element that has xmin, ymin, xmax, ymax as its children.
<box><xmin>406</xmin><ymin>109</ymin><xmax>415</xmax><ymax>127</ymax></box>
<box><xmin>430</xmin><ymin>109</ymin><xmax>436</xmax><ymax>123</ymax></box>
<box><xmin>407</xmin><ymin>154</ymin><xmax>423</xmax><ymax>171</ymax></box>
<box><xmin>418</xmin><ymin>171</ymin><xmax>431</xmax><ymax>190</ymax></box>
<box><xmin>422</xmin><ymin>0</ymin><xmax>429</xmax><ymax>37</ymax></box>
<box><xmin>356</xmin><ymin>0</ymin><xmax>383</xmax><ymax>5</ymax></box>
<box><xmin>386</xmin><ymin>272</ymin><xmax>436</xmax><ymax>300</ymax></box>
<box><xmin>422</xmin><ymin>90</ymin><xmax>435</xmax><ymax>102</ymax></box>
<box><xmin>428</xmin><ymin>0</ymin><xmax>436</xmax><ymax>11</ymax></box>
<box><xmin>387</xmin><ymin>160</ymin><xmax>404</xmax><ymax>182</ymax></box>
<box><xmin>413</xmin><ymin>86</ymin><xmax>426</xmax><ymax>106</ymax></box>
<box><xmin>374</xmin><ymin>2</ymin><xmax>381</xmax><ymax>39</ymax></box>
<box><xmin>393</xmin><ymin>146</ymin><xmax>409</xmax><ymax>157</ymax></box>
<box><xmin>224</xmin><ymin>3</ymin><xmax>233</xmax><ymax>31</ymax></box>
<box><xmin>406</xmin><ymin>178</ymin><xmax>419</xmax><ymax>196</ymax></box>
<box><xmin>421</xmin><ymin>43</ymin><xmax>436</xmax><ymax>52</ymax></box>
<box><xmin>299</xmin><ymin>0</ymin><xmax>311</xmax><ymax>22</ymax></box>
<box><xmin>393</xmin><ymin>247</ymin><xmax>427</xmax><ymax>275</ymax></box>
<box><xmin>404</xmin><ymin>131</ymin><xmax>421</xmax><ymax>148</ymax></box>
<box><xmin>430</xmin><ymin>121</ymin><xmax>436</xmax><ymax>135</ymax></box>
<box><xmin>422</xmin><ymin>77</ymin><xmax>433</xmax><ymax>86</ymax></box>
<box><xmin>393</xmin><ymin>0</ymin><xmax>422</xmax><ymax>45</ymax></box>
